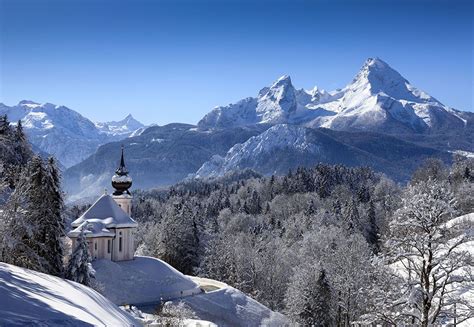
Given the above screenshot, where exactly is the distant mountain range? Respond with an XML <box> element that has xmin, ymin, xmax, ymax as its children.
<box><xmin>63</xmin><ymin>124</ymin><xmax>266</xmax><ymax>201</ymax></box>
<box><xmin>3</xmin><ymin>58</ymin><xmax>472</xmax><ymax>199</ymax></box>
<box><xmin>198</xmin><ymin>58</ymin><xmax>472</xmax><ymax>134</ymax></box>
<box><xmin>0</xmin><ymin>101</ymin><xmax>145</xmax><ymax>167</ymax></box>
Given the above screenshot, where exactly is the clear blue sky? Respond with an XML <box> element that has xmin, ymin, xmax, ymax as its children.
<box><xmin>0</xmin><ymin>0</ymin><xmax>472</xmax><ymax>125</ymax></box>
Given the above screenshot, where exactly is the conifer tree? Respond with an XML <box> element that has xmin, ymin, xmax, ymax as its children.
<box><xmin>14</xmin><ymin>120</ymin><xmax>32</xmax><ymax>166</ymax></box>
<box><xmin>365</xmin><ymin>200</ymin><xmax>379</xmax><ymax>252</ymax></box>
<box><xmin>285</xmin><ymin>265</ymin><xmax>334</xmax><ymax>326</ymax></box>
<box><xmin>42</xmin><ymin>157</ymin><xmax>65</xmax><ymax>276</ymax></box>
<box><xmin>65</xmin><ymin>229</ymin><xmax>93</xmax><ymax>286</ymax></box>
<box><xmin>0</xmin><ymin>169</ymin><xmax>46</xmax><ymax>271</ymax></box>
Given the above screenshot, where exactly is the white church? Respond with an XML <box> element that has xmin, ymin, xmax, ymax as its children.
<box><xmin>68</xmin><ymin>147</ymin><xmax>137</xmax><ymax>261</ymax></box>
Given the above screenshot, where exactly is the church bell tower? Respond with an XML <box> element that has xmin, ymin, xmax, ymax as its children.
<box><xmin>111</xmin><ymin>145</ymin><xmax>132</xmax><ymax>215</ymax></box>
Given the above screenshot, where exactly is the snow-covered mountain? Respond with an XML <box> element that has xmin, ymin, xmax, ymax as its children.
<box><xmin>63</xmin><ymin>123</ymin><xmax>266</xmax><ymax>201</ymax></box>
<box><xmin>194</xmin><ymin>124</ymin><xmax>452</xmax><ymax>180</ymax></box>
<box><xmin>0</xmin><ymin>101</ymin><xmax>145</xmax><ymax>167</ymax></box>
<box><xmin>95</xmin><ymin>113</ymin><xmax>144</xmax><ymax>137</ymax></box>
<box><xmin>310</xmin><ymin>58</ymin><xmax>469</xmax><ymax>133</ymax></box>
<box><xmin>198</xmin><ymin>58</ymin><xmax>471</xmax><ymax>134</ymax></box>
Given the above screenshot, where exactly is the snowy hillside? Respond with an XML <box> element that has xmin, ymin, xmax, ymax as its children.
<box><xmin>63</xmin><ymin>124</ymin><xmax>266</xmax><ymax>200</ymax></box>
<box><xmin>92</xmin><ymin>256</ymin><xmax>287</xmax><ymax>326</ymax></box>
<box><xmin>175</xmin><ymin>281</ymin><xmax>288</xmax><ymax>326</ymax></box>
<box><xmin>194</xmin><ymin>124</ymin><xmax>451</xmax><ymax>180</ymax></box>
<box><xmin>198</xmin><ymin>58</ymin><xmax>469</xmax><ymax>134</ymax></box>
<box><xmin>93</xmin><ymin>256</ymin><xmax>202</xmax><ymax>305</ymax></box>
<box><xmin>0</xmin><ymin>262</ymin><xmax>138</xmax><ymax>326</ymax></box>
<box><xmin>0</xmin><ymin>101</ymin><xmax>145</xmax><ymax>167</ymax></box>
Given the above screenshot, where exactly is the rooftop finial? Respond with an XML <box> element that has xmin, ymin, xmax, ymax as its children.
<box><xmin>120</xmin><ymin>144</ymin><xmax>125</xmax><ymax>167</ymax></box>
<box><xmin>115</xmin><ymin>144</ymin><xmax>128</xmax><ymax>176</ymax></box>
<box><xmin>112</xmin><ymin>145</ymin><xmax>132</xmax><ymax>195</ymax></box>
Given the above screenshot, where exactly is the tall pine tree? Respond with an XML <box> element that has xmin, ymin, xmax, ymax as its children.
<box><xmin>42</xmin><ymin>157</ymin><xmax>65</xmax><ymax>276</ymax></box>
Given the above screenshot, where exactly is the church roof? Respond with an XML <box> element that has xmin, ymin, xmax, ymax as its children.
<box><xmin>68</xmin><ymin>221</ymin><xmax>115</xmax><ymax>238</ymax></box>
<box><xmin>71</xmin><ymin>194</ymin><xmax>138</xmax><ymax>229</ymax></box>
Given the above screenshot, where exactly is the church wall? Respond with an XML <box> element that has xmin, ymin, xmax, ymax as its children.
<box><xmin>113</xmin><ymin>195</ymin><xmax>132</xmax><ymax>216</ymax></box>
<box><xmin>70</xmin><ymin>236</ymin><xmax>113</xmax><ymax>261</ymax></box>
<box><xmin>112</xmin><ymin>228</ymin><xmax>135</xmax><ymax>261</ymax></box>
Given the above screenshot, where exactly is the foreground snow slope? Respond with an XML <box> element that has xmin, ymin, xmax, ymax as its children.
<box><xmin>0</xmin><ymin>262</ymin><xmax>139</xmax><ymax>326</ymax></box>
<box><xmin>93</xmin><ymin>256</ymin><xmax>202</xmax><ymax>305</ymax></box>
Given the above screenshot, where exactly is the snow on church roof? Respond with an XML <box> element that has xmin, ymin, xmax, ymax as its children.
<box><xmin>71</xmin><ymin>194</ymin><xmax>138</xmax><ymax>229</ymax></box>
<box><xmin>68</xmin><ymin>220</ymin><xmax>115</xmax><ymax>238</ymax></box>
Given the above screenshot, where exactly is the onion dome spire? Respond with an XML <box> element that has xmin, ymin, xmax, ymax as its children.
<box><xmin>111</xmin><ymin>145</ymin><xmax>132</xmax><ymax>195</ymax></box>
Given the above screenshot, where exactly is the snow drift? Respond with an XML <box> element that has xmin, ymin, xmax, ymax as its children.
<box><xmin>0</xmin><ymin>262</ymin><xmax>139</xmax><ymax>326</ymax></box>
<box><xmin>93</xmin><ymin>256</ymin><xmax>202</xmax><ymax>305</ymax></box>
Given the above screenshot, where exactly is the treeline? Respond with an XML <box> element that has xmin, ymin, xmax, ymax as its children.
<box><xmin>132</xmin><ymin>157</ymin><xmax>473</xmax><ymax>325</ymax></box>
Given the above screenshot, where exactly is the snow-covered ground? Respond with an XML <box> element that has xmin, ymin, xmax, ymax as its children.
<box><xmin>93</xmin><ymin>256</ymin><xmax>202</xmax><ymax>305</ymax></box>
<box><xmin>0</xmin><ymin>262</ymin><xmax>138</xmax><ymax>326</ymax></box>
<box><xmin>174</xmin><ymin>284</ymin><xmax>288</xmax><ymax>327</ymax></box>
<box><xmin>93</xmin><ymin>256</ymin><xmax>287</xmax><ymax>326</ymax></box>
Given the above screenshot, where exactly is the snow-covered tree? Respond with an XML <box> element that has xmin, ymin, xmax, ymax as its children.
<box><xmin>0</xmin><ymin>172</ymin><xmax>46</xmax><ymax>271</ymax></box>
<box><xmin>381</xmin><ymin>179</ymin><xmax>473</xmax><ymax>325</ymax></box>
<box><xmin>141</xmin><ymin>199</ymin><xmax>200</xmax><ymax>274</ymax></box>
<box><xmin>41</xmin><ymin>157</ymin><xmax>65</xmax><ymax>276</ymax></box>
<box><xmin>365</xmin><ymin>200</ymin><xmax>380</xmax><ymax>252</ymax></box>
<box><xmin>65</xmin><ymin>229</ymin><xmax>93</xmax><ymax>286</ymax></box>
<box><xmin>285</xmin><ymin>265</ymin><xmax>334</xmax><ymax>326</ymax></box>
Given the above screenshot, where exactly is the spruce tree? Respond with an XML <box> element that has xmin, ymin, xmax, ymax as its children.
<box><xmin>312</xmin><ymin>269</ymin><xmax>333</xmax><ymax>327</ymax></box>
<box><xmin>23</xmin><ymin>156</ymin><xmax>51</xmax><ymax>273</ymax></box>
<box><xmin>365</xmin><ymin>200</ymin><xmax>380</xmax><ymax>252</ymax></box>
<box><xmin>14</xmin><ymin>120</ymin><xmax>32</xmax><ymax>166</ymax></box>
<box><xmin>285</xmin><ymin>265</ymin><xmax>334</xmax><ymax>326</ymax></box>
<box><xmin>65</xmin><ymin>229</ymin><xmax>93</xmax><ymax>286</ymax></box>
<box><xmin>42</xmin><ymin>157</ymin><xmax>65</xmax><ymax>276</ymax></box>
<box><xmin>344</xmin><ymin>199</ymin><xmax>360</xmax><ymax>231</ymax></box>
<box><xmin>0</xmin><ymin>169</ymin><xmax>46</xmax><ymax>271</ymax></box>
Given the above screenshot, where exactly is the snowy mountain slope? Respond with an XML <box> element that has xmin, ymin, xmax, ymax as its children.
<box><xmin>198</xmin><ymin>58</ymin><xmax>469</xmax><ymax>135</ymax></box>
<box><xmin>95</xmin><ymin>114</ymin><xmax>145</xmax><ymax>137</ymax></box>
<box><xmin>198</xmin><ymin>75</ymin><xmax>335</xmax><ymax>129</ymax></box>
<box><xmin>195</xmin><ymin>124</ymin><xmax>452</xmax><ymax>180</ymax></box>
<box><xmin>309</xmin><ymin>58</ymin><xmax>467</xmax><ymax>133</ymax></box>
<box><xmin>63</xmin><ymin>124</ymin><xmax>266</xmax><ymax>200</ymax></box>
<box><xmin>0</xmin><ymin>262</ymin><xmax>138</xmax><ymax>326</ymax></box>
<box><xmin>0</xmin><ymin>101</ymin><xmax>145</xmax><ymax>167</ymax></box>
<box><xmin>93</xmin><ymin>256</ymin><xmax>202</xmax><ymax>305</ymax></box>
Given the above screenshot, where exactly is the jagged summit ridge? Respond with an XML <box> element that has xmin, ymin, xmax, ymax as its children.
<box><xmin>198</xmin><ymin>57</ymin><xmax>467</xmax><ymax>133</ymax></box>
